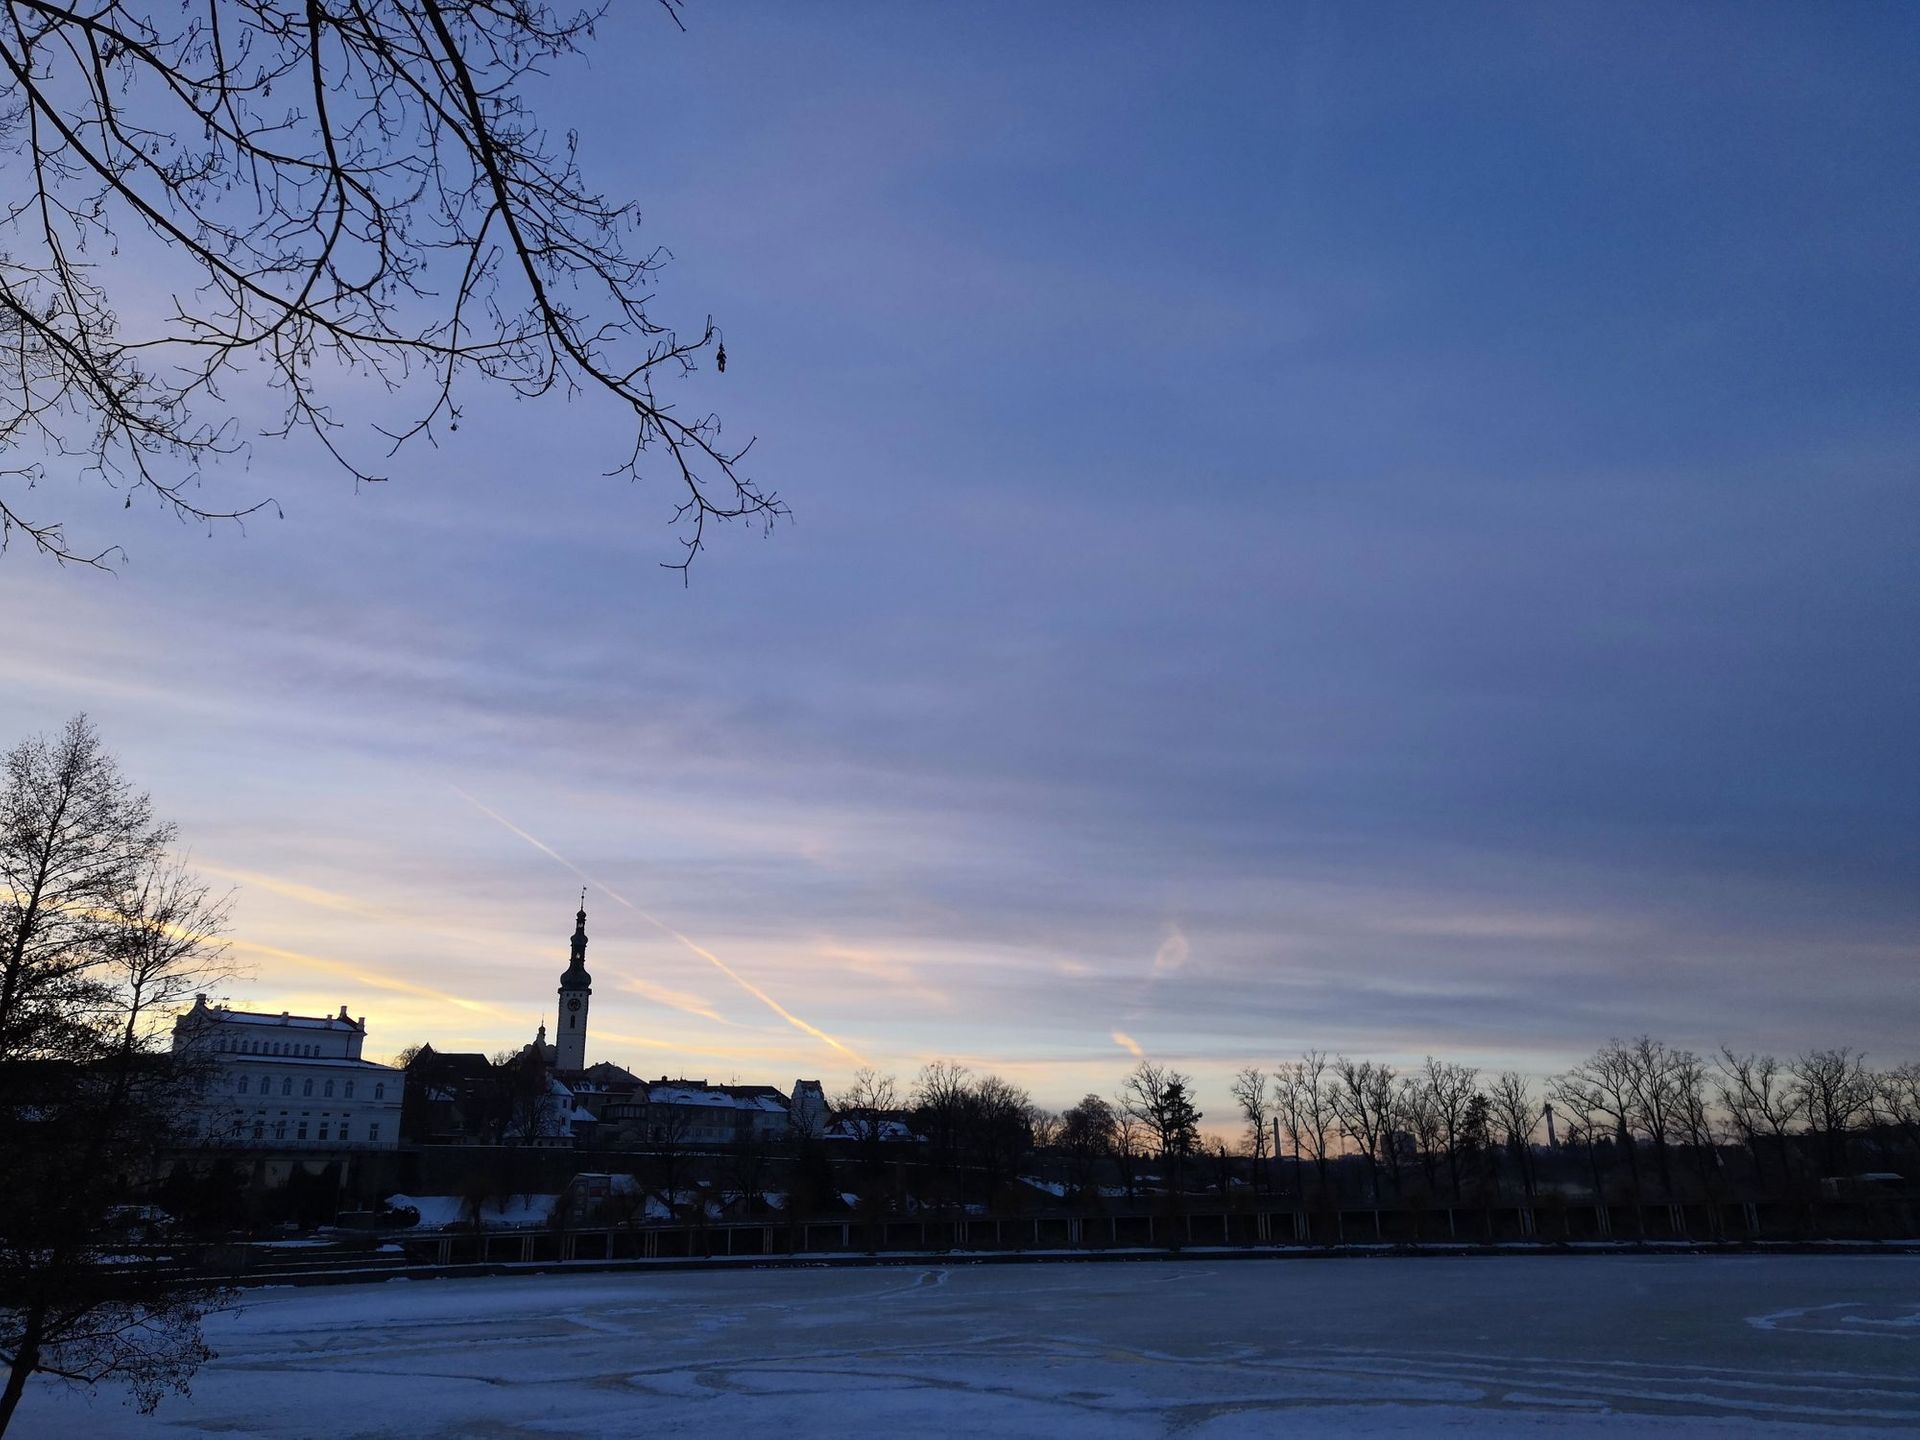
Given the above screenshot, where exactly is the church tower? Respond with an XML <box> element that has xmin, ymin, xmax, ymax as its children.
<box><xmin>554</xmin><ymin>892</ymin><xmax>592</xmax><ymax>1071</ymax></box>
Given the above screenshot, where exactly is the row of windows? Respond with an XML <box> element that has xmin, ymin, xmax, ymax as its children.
<box><xmin>234</xmin><ymin>1074</ymin><xmax>386</xmax><ymax>1100</ymax></box>
<box><xmin>217</xmin><ymin>1037</ymin><xmax>325</xmax><ymax>1057</ymax></box>
<box><xmin>237</xmin><ymin>1117</ymin><xmax>382</xmax><ymax>1143</ymax></box>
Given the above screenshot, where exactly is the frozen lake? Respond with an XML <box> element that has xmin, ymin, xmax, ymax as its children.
<box><xmin>15</xmin><ymin>1254</ymin><xmax>1920</xmax><ymax>1437</ymax></box>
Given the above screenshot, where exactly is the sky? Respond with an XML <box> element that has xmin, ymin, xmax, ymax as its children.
<box><xmin>2</xmin><ymin>3</ymin><xmax>1917</xmax><ymax>1129</ymax></box>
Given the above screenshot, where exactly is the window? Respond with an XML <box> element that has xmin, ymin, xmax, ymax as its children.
<box><xmin>374</xmin><ymin>1083</ymin><xmax>385</xmax><ymax>1100</ymax></box>
<box><xmin>318</xmin><ymin>1122</ymin><xmax>329</xmax><ymax>1141</ymax></box>
<box><xmin>324</xmin><ymin>1079</ymin><xmax>335</xmax><ymax>1098</ymax></box>
<box><xmin>303</xmin><ymin>1078</ymin><xmax>314</xmax><ymax>1097</ymax></box>
<box><xmin>274</xmin><ymin>1119</ymin><xmax>286</xmax><ymax>1139</ymax></box>
<box><xmin>252</xmin><ymin>1123</ymin><xmax>264</xmax><ymax>1139</ymax></box>
<box><xmin>282</xmin><ymin>1077</ymin><xmax>293</xmax><ymax>1097</ymax></box>
<box><xmin>237</xmin><ymin>1075</ymin><xmax>249</xmax><ymax>1094</ymax></box>
<box><xmin>344</xmin><ymin>1080</ymin><xmax>355</xmax><ymax>1099</ymax></box>
<box><xmin>260</xmin><ymin>1074</ymin><xmax>270</xmax><ymax>1092</ymax></box>
<box><xmin>296</xmin><ymin>1120</ymin><xmax>308</xmax><ymax>1139</ymax></box>
<box><xmin>368</xmin><ymin>1123</ymin><xmax>380</xmax><ymax>1141</ymax></box>
<box><xmin>338</xmin><ymin>1122</ymin><xmax>349</xmax><ymax>1142</ymax></box>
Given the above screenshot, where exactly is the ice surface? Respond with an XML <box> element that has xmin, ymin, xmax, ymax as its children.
<box><xmin>13</xmin><ymin>1255</ymin><xmax>1920</xmax><ymax>1437</ymax></box>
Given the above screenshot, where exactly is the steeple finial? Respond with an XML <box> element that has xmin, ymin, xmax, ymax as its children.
<box><xmin>563</xmin><ymin>894</ymin><xmax>591</xmax><ymax>984</ymax></box>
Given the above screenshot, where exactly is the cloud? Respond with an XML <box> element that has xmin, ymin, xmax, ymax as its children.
<box><xmin>616</xmin><ymin>976</ymin><xmax>726</xmax><ymax>1024</ymax></box>
<box><xmin>1111</xmin><ymin>1030</ymin><xmax>1145</xmax><ymax>1059</ymax></box>
<box><xmin>1152</xmin><ymin>926</ymin><xmax>1190</xmax><ymax>977</ymax></box>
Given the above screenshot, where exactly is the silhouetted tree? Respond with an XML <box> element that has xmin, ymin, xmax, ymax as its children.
<box><xmin>1273</xmin><ymin>1052</ymin><xmax>1335</xmax><ymax>1197</ymax></box>
<box><xmin>1121</xmin><ymin>1062</ymin><xmax>1201</xmax><ymax>1196</ymax></box>
<box><xmin>1791</xmin><ymin>1048</ymin><xmax>1874</xmax><ymax>1177</ymax></box>
<box><xmin>832</xmin><ymin>1066</ymin><xmax>900</xmax><ymax>1179</ymax></box>
<box><xmin>0</xmin><ymin>0</ymin><xmax>779</xmax><ymax>571</ymax></box>
<box><xmin>1</xmin><ymin>717</ymin><xmax>232</xmax><ymax>1434</ymax></box>
<box><xmin>1229</xmin><ymin>1066</ymin><xmax>1270</xmax><ymax>1196</ymax></box>
<box><xmin>1624</xmin><ymin>1036</ymin><xmax>1685</xmax><ymax>1198</ymax></box>
<box><xmin>1416</xmin><ymin>1057</ymin><xmax>1478</xmax><ymax>1201</ymax></box>
<box><xmin>1715</xmin><ymin>1048</ymin><xmax>1801</xmax><ymax>1193</ymax></box>
<box><xmin>1329</xmin><ymin>1056</ymin><xmax>1395</xmax><ymax>1202</ymax></box>
<box><xmin>1488</xmin><ymin>1071</ymin><xmax>1538</xmax><ymax>1200</ymax></box>
<box><xmin>909</xmin><ymin>1059</ymin><xmax>971</xmax><ymax>1202</ymax></box>
<box><xmin>963</xmin><ymin>1074</ymin><xmax>1036</xmax><ymax>1197</ymax></box>
<box><xmin>1555</xmin><ymin>1041</ymin><xmax>1644</xmax><ymax>1212</ymax></box>
<box><xmin>1059</xmin><ymin>1094</ymin><xmax>1117</xmax><ymax>1204</ymax></box>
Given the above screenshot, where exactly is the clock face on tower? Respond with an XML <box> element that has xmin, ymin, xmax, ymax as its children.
<box><xmin>567</xmin><ymin>997</ymin><xmax>582</xmax><ymax>1012</ymax></box>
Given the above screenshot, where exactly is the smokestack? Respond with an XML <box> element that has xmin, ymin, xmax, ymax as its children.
<box><xmin>1543</xmin><ymin>1102</ymin><xmax>1559</xmax><ymax>1149</ymax></box>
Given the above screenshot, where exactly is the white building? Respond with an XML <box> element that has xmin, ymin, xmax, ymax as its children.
<box><xmin>172</xmin><ymin>995</ymin><xmax>403</xmax><ymax>1150</ymax></box>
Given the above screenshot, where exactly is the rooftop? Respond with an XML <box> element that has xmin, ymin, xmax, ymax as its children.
<box><xmin>178</xmin><ymin>995</ymin><xmax>365</xmax><ymax>1031</ymax></box>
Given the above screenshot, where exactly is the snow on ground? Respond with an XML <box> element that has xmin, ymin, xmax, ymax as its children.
<box><xmin>385</xmin><ymin>1192</ymin><xmax>558</xmax><ymax>1230</ymax></box>
<box><xmin>13</xmin><ymin>1256</ymin><xmax>1920</xmax><ymax>1438</ymax></box>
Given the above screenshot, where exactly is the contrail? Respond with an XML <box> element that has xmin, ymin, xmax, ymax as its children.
<box><xmin>453</xmin><ymin>786</ymin><xmax>866</xmax><ymax>1065</ymax></box>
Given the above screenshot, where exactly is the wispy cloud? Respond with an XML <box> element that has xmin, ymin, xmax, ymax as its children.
<box><xmin>227</xmin><ymin>938</ymin><xmax>519</xmax><ymax>1021</ymax></box>
<box><xmin>453</xmin><ymin>787</ymin><xmax>867</xmax><ymax>1065</ymax></box>
<box><xmin>1152</xmin><ymin>925</ymin><xmax>1190</xmax><ymax>977</ymax></box>
<box><xmin>616</xmin><ymin>976</ymin><xmax>726</xmax><ymax>1024</ymax></box>
<box><xmin>1111</xmin><ymin>1029</ymin><xmax>1145</xmax><ymax>1059</ymax></box>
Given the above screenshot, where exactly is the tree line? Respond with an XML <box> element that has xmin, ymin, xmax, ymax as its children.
<box><xmin>827</xmin><ymin>1041</ymin><xmax>1919</xmax><ymax>1218</ymax></box>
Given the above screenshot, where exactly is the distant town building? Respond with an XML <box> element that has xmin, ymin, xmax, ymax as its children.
<box><xmin>790</xmin><ymin>1079</ymin><xmax>828</xmax><ymax>1138</ymax></box>
<box><xmin>172</xmin><ymin>995</ymin><xmax>401</xmax><ymax>1149</ymax></box>
<box><xmin>399</xmin><ymin>1045</ymin><xmax>499</xmax><ymax>1144</ymax></box>
<box><xmin>598</xmin><ymin>1079</ymin><xmax>793</xmax><ymax>1146</ymax></box>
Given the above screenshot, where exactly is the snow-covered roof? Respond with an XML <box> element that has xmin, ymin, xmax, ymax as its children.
<box><xmin>645</xmin><ymin>1082</ymin><xmax>789</xmax><ymax>1113</ymax></box>
<box><xmin>178</xmin><ymin>995</ymin><xmax>365</xmax><ymax>1031</ymax></box>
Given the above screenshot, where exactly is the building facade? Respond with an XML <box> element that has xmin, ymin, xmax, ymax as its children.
<box><xmin>172</xmin><ymin>995</ymin><xmax>403</xmax><ymax>1150</ymax></box>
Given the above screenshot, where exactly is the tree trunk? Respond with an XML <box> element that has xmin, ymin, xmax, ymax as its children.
<box><xmin>0</xmin><ymin>1314</ymin><xmax>42</xmax><ymax>1437</ymax></box>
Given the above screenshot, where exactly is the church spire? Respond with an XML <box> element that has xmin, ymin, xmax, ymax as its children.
<box><xmin>562</xmin><ymin>890</ymin><xmax>591</xmax><ymax>985</ymax></box>
<box><xmin>554</xmin><ymin>893</ymin><xmax>592</xmax><ymax>1071</ymax></box>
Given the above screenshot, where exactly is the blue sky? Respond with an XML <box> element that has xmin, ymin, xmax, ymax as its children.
<box><xmin>2</xmin><ymin>3</ymin><xmax>1916</xmax><ymax>1121</ymax></box>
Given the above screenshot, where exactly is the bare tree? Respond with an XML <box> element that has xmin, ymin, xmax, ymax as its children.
<box><xmin>1229</xmin><ymin>1065</ymin><xmax>1269</xmax><ymax>1195</ymax></box>
<box><xmin>1028</xmin><ymin>1107</ymin><xmax>1061</xmax><ymax>1151</ymax></box>
<box><xmin>1548</xmin><ymin>1075</ymin><xmax>1611</xmax><ymax>1202</ymax></box>
<box><xmin>1488</xmin><ymin>1071</ymin><xmax>1538</xmax><ymax>1200</ymax></box>
<box><xmin>0</xmin><ymin>0</ymin><xmax>779</xmax><ymax>571</ymax></box>
<box><xmin>1397</xmin><ymin>1072</ymin><xmax>1443</xmax><ymax>1194</ymax></box>
<box><xmin>963</xmin><ymin>1073</ymin><xmax>1035</xmax><ymax>1197</ymax></box>
<box><xmin>1328</xmin><ymin>1056</ymin><xmax>1396</xmax><ymax>1202</ymax></box>
<box><xmin>1879</xmin><ymin>1062</ymin><xmax>1920</xmax><ymax>1152</ymax></box>
<box><xmin>1418</xmin><ymin>1056</ymin><xmax>1478</xmax><ymax>1201</ymax></box>
<box><xmin>1791</xmin><ymin>1048</ymin><xmax>1875</xmax><ymax>1177</ymax></box>
<box><xmin>1714</xmin><ymin>1047</ymin><xmax>1801</xmax><ymax>1192</ymax></box>
<box><xmin>1623</xmin><ymin>1036</ymin><xmax>1684</xmax><ymax>1199</ymax></box>
<box><xmin>908</xmin><ymin>1059</ymin><xmax>971</xmax><ymax>1201</ymax></box>
<box><xmin>1554</xmin><ymin>1040</ymin><xmax>1644</xmax><ymax>1210</ymax></box>
<box><xmin>1</xmin><ymin>717</ymin><xmax>232</xmax><ymax>1433</ymax></box>
<box><xmin>832</xmin><ymin>1066</ymin><xmax>899</xmax><ymax>1178</ymax></box>
<box><xmin>1273</xmin><ymin>1051</ymin><xmax>1334</xmax><ymax>1198</ymax></box>
<box><xmin>1670</xmin><ymin>1050</ymin><xmax>1722</xmax><ymax>1200</ymax></box>
<box><xmin>1120</xmin><ymin>1060</ymin><xmax>1201</xmax><ymax>1195</ymax></box>
<box><xmin>1111</xmin><ymin>1099</ymin><xmax>1143</xmax><ymax>1203</ymax></box>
